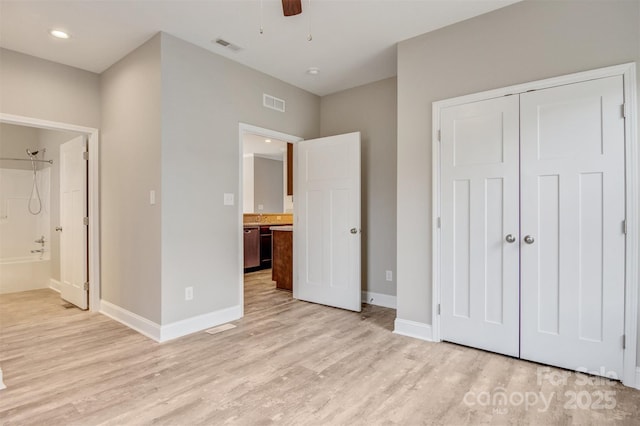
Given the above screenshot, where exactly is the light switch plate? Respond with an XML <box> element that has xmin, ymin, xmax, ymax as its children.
<box><xmin>224</xmin><ymin>193</ymin><xmax>234</xmax><ymax>206</ymax></box>
<box><xmin>149</xmin><ymin>190</ymin><xmax>156</xmax><ymax>205</ymax></box>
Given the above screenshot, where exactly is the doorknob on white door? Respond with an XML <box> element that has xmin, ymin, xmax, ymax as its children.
<box><xmin>55</xmin><ymin>226</ymin><xmax>63</xmax><ymax>232</ymax></box>
<box><xmin>505</xmin><ymin>234</ymin><xmax>516</xmax><ymax>243</ymax></box>
<box><xmin>524</xmin><ymin>235</ymin><xmax>535</xmax><ymax>244</ymax></box>
<box><xmin>350</xmin><ymin>228</ymin><xmax>359</xmax><ymax>234</ymax></box>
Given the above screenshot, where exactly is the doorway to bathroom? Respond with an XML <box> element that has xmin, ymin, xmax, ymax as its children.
<box><xmin>0</xmin><ymin>113</ymin><xmax>100</xmax><ymax>311</ymax></box>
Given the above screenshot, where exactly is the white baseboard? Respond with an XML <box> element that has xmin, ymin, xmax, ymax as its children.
<box><xmin>160</xmin><ymin>305</ymin><xmax>242</xmax><ymax>342</ymax></box>
<box><xmin>362</xmin><ymin>291</ymin><xmax>397</xmax><ymax>309</ymax></box>
<box><xmin>635</xmin><ymin>367</ymin><xmax>640</xmax><ymax>390</ymax></box>
<box><xmin>0</xmin><ymin>367</ymin><xmax>6</xmax><ymax>390</ymax></box>
<box><xmin>100</xmin><ymin>300</ymin><xmax>242</xmax><ymax>343</ymax></box>
<box><xmin>49</xmin><ymin>278</ymin><xmax>61</xmax><ymax>293</ymax></box>
<box><xmin>100</xmin><ymin>300</ymin><xmax>162</xmax><ymax>341</ymax></box>
<box><xmin>393</xmin><ymin>318</ymin><xmax>433</xmax><ymax>342</ymax></box>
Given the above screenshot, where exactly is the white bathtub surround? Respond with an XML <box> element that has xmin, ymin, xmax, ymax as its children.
<box><xmin>0</xmin><ymin>168</ymin><xmax>51</xmax><ymax>255</ymax></box>
<box><xmin>0</xmin><ymin>257</ymin><xmax>51</xmax><ymax>294</ymax></box>
<box><xmin>0</xmin><ymin>167</ymin><xmax>52</xmax><ymax>294</ymax></box>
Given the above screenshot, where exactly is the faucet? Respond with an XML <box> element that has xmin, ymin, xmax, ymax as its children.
<box><xmin>35</xmin><ymin>236</ymin><xmax>46</xmax><ymax>245</ymax></box>
<box><xmin>31</xmin><ymin>249</ymin><xmax>44</xmax><ymax>254</ymax></box>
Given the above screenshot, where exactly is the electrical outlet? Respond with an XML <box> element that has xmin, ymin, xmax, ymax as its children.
<box><xmin>386</xmin><ymin>270</ymin><xmax>393</xmax><ymax>281</ymax></box>
<box><xmin>223</xmin><ymin>193</ymin><xmax>234</xmax><ymax>206</ymax></box>
<box><xmin>185</xmin><ymin>286</ymin><xmax>193</xmax><ymax>301</ymax></box>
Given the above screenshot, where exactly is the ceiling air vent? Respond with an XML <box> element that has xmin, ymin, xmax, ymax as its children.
<box><xmin>214</xmin><ymin>38</ymin><xmax>243</xmax><ymax>53</ymax></box>
<box><xmin>263</xmin><ymin>94</ymin><xmax>286</xmax><ymax>112</ymax></box>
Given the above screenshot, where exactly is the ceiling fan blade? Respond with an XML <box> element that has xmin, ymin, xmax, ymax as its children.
<box><xmin>282</xmin><ymin>0</ymin><xmax>302</xmax><ymax>16</ymax></box>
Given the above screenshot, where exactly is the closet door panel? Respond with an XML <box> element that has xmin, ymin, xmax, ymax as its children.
<box><xmin>440</xmin><ymin>96</ymin><xmax>520</xmax><ymax>357</ymax></box>
<box><xmin>520</xmin><ymin>76</ymin><xmax>626</xmax><ymax>378</ymax></box>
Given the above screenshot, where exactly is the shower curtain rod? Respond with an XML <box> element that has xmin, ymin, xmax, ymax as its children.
<box><xmin>0</xmin><ymin>157</ymin><xmax>53</xmax><ymax>164</ymax></box>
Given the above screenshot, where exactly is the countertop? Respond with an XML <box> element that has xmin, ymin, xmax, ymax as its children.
<box><xmin>270</xmin><ymin>225</ymin><xmax>293</xmax><ymax>232</ymax></box>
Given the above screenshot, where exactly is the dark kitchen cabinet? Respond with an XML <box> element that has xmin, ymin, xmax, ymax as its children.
<box><xmin>259</xmin><ymin>225</ymin><xmax>272</xmax><ymax>269</ymax></box>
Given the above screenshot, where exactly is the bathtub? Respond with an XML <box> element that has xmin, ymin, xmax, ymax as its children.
<box><xmin>0</xmin><ymin>255</ymin><xmax>51</xmax><ymax>294</ymax></box>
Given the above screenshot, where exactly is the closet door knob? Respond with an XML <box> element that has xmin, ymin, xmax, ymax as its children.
<box><xmin>524</xmin><ymin>235</ymin><xmax>535</xmax><ymax>244</ymax></box>
<box><xmin>505</xmin><ymin>234</ymin><xmax>516</xmax><ymax>243</ymax></box>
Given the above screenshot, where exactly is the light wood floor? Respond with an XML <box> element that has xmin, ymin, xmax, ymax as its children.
<box><xmin>1</xmin><ymin>270</ymin><xmax>639</xmax><ymax>425</ymax></box>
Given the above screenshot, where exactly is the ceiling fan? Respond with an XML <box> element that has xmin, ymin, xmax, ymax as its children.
<box><xmin>282</xmin><ymin>0</ymin><xmax>303</xmax><ymax>16</ymax></box>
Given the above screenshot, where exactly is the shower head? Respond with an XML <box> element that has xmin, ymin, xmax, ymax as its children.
<box><xmin>26</xmin><ymin>149</ymin><xmax>39</xmax><ymax>157</ymax></box>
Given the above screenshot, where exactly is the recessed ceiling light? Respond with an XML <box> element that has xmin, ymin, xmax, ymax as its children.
<box><xmin>265</xmin><ymin>139</ymin><xmax>272</xmax><ymax>143</ymax></box>
<box><xmin>306</xmin><ymin>67</ymin><xmax>320</xmax><ymax>76</ymax></box>
<box><xmin>50</xmin><ymin>29</ymin><xmax>70</xmax><ymax>39</ymax></box>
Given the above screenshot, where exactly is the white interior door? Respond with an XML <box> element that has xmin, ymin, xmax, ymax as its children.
<box><xmin>440</xmin><ymin>96</ymin><xmax>520</xmax><ymax>357</ymax></box>
<box><xmin>59</xmin><ymin>136</ymin><xmax>88</xmax><ymax>310</ymax></box>
<box><xmin>294</xmin><ymin>132</ymin><xmax>361</xmax><ymax>312</ymax></box>
<box><xmin>520</xmin><ymin>76</ymin><xmax>626</xmax><ymax>377</ymax></box>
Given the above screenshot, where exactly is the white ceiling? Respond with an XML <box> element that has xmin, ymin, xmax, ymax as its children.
<box><xmin>243</xmin><ymin>133</ymin><xmax>287</xmax><ymax>160</ymax></box>
<box><xmin>0</xmin><ymin>0</ymin><xmax>519</xmax><ymax>96</ymax></box>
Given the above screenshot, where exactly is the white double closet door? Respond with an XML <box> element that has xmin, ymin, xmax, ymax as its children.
<box><xmin>440</xmin><ymin>76</ymin><xmax>626</xmax><ymax>377</ymax></box>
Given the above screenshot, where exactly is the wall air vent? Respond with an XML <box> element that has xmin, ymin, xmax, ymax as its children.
<box><xmin>263</xmin><ymin>94</ymin><xmax>286</xmax><ymax>112</ymax></box>
<box><xmin>214</xmin><ymin>38</ymin><xmax>243</xmax><ymax>53</ymax></box>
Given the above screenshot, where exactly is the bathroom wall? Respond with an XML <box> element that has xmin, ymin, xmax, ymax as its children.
<box><xmin>0</xmin><ymin>123</ymin><xmax>39</xmax><ymax>170</ymax></box>
<box><xmin>0</xmin><ymin>123</ymin><xmax>51</xmax><ymax>262</ymax></box>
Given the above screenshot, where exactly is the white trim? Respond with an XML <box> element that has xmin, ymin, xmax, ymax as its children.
<box><xmin>393</xmin><ymin>318</ymin><xmax>433</xmax><ymax>342</ymax></box>
<box><xmin>362</xmin><ymin>291</ymin><xmax>397</xmax><ymax>309</ymax></box>
<box><xmin>634</xmin><ymin>367</ymin><xmax>640</xmax><ymax>390</ymax></box>
<box><xmin>622</xmin><ymin>64</ymin><xmax>639</xmax><ymax>389</ymax></box>
<box><xmin>49</xmin><ymin>278</ymin><xmax>61</xmax><ymax>293</ymax></box>
<box><xmin>0</xmin><ymin>113</ymin><xmax>100</xmax><ymax>313</ymax></box>
<box><xmin>100</xmin><ymin>300</ymin><xmax>243</xmax><ymax>343</ymax></box>
<box><xmin>99</xmin><ymin>299</ymin><xmax>161</xmax><ymax>341</ymax></box>
<box><xmin>159</xmin><ymin>305</ymin><xmax>242</xmax><ymax>342</ymax></box>
<box><xmin>237</xmin><ymin>123</ymin><xmax>303</xmax><ymax>317</ymax></box>
<box><xmin>0</xmin><ymin>368</ymin><xmax>5</xmax><ymax>390</ymax></box>
<box><xmin>431</xmin><ymin>62</ymin><xmax>638</xmax><ymax>388</ymax></box>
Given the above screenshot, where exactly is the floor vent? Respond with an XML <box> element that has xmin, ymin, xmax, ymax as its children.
<box><xmin>205</xmin><ymin>323</ymin><xmax>237</xmax><ymax>335</ymax></box>
<box><xmin>263</xmin><ymin>94</ymin><xmax>286</xmax><ymax>112</ymax></box>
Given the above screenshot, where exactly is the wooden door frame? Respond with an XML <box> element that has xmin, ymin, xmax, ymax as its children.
<box><xmin>0</xmin><ymin>113</ymin><xmax>100</xmax><ymax>312</ymax></box>
<box><xmin>431</xmin><ymin>63</ymin><xmax>638</xmax><ymax>388</ymax></box>
<box><xmin>237</xmin><ymin>123</ymin><xmax>303</xmax><ymax>317</ymax></box>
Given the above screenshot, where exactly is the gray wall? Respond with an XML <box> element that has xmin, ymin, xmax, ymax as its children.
<box><xmin>396</xmin><ymin>0</ymin><xmax>640</xmax><ymax>365</ymax></box>
<box><xmin>320</xmin><ymin>77</ymin><xmax>397</xmax><ymax>297</ymax></box>
<box><xmin>100</xmin><ymin>34</ymin><xmax>162</xmax><ymax>323</ymax></box>
<box><xmin>253</xmin><ymin>156</ymin><xmax>284</xmax><ymax>213</ymax></box>
<box><xmin>0</xmin><ymin>49</ymin><xmax>100</xmax><ymax>128</ymax></box>
<box><xmin>160</xmin><ymin>33</ymin><xmax>320</xmax><ymax>324</ymax></box>
<box><xmin>0</xmin><ymin>123</ymin><xmax>39</xmax><ymax>170</ymax></box>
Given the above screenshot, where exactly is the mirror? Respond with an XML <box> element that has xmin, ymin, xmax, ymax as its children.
<box><xmin>242</xmin><ymin>133</ymin><xmax>292</xmax><ymax>213</ymax></box>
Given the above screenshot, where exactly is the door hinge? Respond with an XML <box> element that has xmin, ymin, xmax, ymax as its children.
<box><xmin>82</xmin><ymin>151</ymin><xmax>89</xmax><ymax>161</ymax></box>
<box><xmin>622</xmin><ymin>334</ymin><xmax>626</xmax><ymax>350</ymax></box>
<box><xmin>83</xmin><ymin>282</ymin><xmax>89</xmax><ymax>291</ymax></box>
<box><xmin>83</xmin><ymin>217</ymin><xmax>89</xmax><ymax>226</ymax></box>
<box><xmin>622</xmin><ymin>104</ymin><xmax>627</xmax><ymax>119</ymax></box>
<box><xmin>437</xmin><ymin>130</ymin><xmax>441</xmax><ymax>142</ymax></box>
<box><xmin>436</xmin><ymin>217</ymin><xmax>441</xmax><ymax>228</ymax></box>
<box><xmin>622</xmin><ymin>219</ymin><xmax>627</xmax><ymax>235</ymax></box>
<box><xmin>437</xmin><ymin>303</ymin><xmax>441</xmax><ymax>315</ymax></box>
